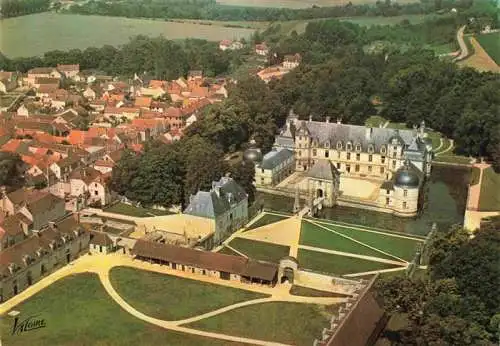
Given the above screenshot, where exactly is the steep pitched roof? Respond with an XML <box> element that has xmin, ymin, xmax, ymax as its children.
<box><xmin>260</xmin><ymin>148</ymin><xmax>294</xmax><ymax>170</ymax></box>
<box><xmin>307</xmin><ymin>160</ymin><xmax>339</xmax><ymax>181</ymax></box>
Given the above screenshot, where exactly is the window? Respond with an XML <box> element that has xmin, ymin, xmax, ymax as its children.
<box><xmin>336</xmin><ymin>163</ymin><xmax>341</xmax><ymax>169</ymax></box>
<box><xmin>355</xmin><ymin>165</ymin><xmax>360</xmax><ymax>172</ymax></box>
<box><xmin>313</xmin><ymin>149</ymin><xmax>317</xmax><ymax>156</ymax></box>
<box><xmin>381</xmin><ymin>156</ymin><xmax>386</xmax><ymax>164</ymax></box>
<box><xmin>325</xmin><ymin>151</ymin><xmax>329</xmax><ymax>158</ymax></box>
<box><xmin>403</xmin><ymin>189</ymin><xmax>408</xmax><ymax>197</ymax></box>
<box><xmin>324</xmin><ymin>141</ymin><xmax>330</xmax><ymax>148</ymax></box>
<box><xmin>368</xmin><ymin>144</ymin><xmax>374</xmax><ymax>153</ymax></box>
<box><xmin>392</xmin><ymin>160</ymin><xmax>396</xmax><ymax>169</ymax></box>
<box><xmin>356</xmin><ymin>153</ymin><xmax>360</xmax><ymax>161</ymax></box>
<box><xmin>368</xmin><ymin>154</ymin><xmax>373</xmax><ymax>162</ymax></box>
<box><xmin>337</xmin><ymin>141</ymin><xmax>342</xmax><ymax>150</ymax></box>
<box><xmin>261</xmin><ymin>168</ymin><xmax>264</xmax><ymax>173</ymax></box>
<box><xmin>368</xmin><ymin>166</ymin><xmax>372</xmax><ymax>173</ymax></box>
<box><xmin>393</xmin><ymin>146</ymin><xmax>397</xmax><ymax>151</ymax></box>
<box><xmin>261</xmin><ymin>177</ymin><xmax>264</xmax><ymax>184</ymax></box>
<box><xmin>346</xmin><ymin>143</ymin><xmax>352</xmax><ymax>151</ymax></box>
<box><xmin>299</xmin><ymin>136</ymin><xmax>302</xmax><ymax>141</ymax></box>
<box><xmin>346</xmin><ymin>164</ymin><xmax>351</xmax><ymax>173</ymax></box>
<box><xmin>347</xmin><ymin>153</ymin><xmax>351</xmax><ymax>160</ymax></box>
<box><xmin>94</xmin><ymin>190</ymin><xmax>98</xmax><ymax>196</ymax></box>
<box><xmin>386</xmin><ymin>189</ymin><xmax>390</xmax><ymax>195</ymax></box>
<box><xmin>386</xmin><ymin>197</ymin><xmax>390</xmax><ymax>205</ymax></box>
<box><xmin>381</xmin><ymin>146</ymin><xmax>386</xmax><ymax>154</ymax></box>
<box><xmin>403</xmin><ymin>201</ymin><xmax>407</xmax><ymax>209</ymax></box>
<box><xmin>380</xmin><ymin>167</ymin><xmax>385</xmax><ymax>174</ymax></box>
<box><xmin>337</xmin><ymin>151</ymin><xmax>341</xmax><ymax>159</ymax></box>
<box><xmin>355</xmin><ymin>144</ymin><xmax>361</xmax><ymax>152</ymax></box>
<box><xmin>298</xmin><ymin>151</ymin><xmax>301</xmax><ymax>157</ymax></box>
<box><xmin>393</xmin><ymin>152</ymin><xmax>397</xmax><ymax>158</ymax></box>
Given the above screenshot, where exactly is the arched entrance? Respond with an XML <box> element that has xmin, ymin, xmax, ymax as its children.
<box><xmin>279</xmin><ymin>256</ymin><xmax>299</xmax><ymax>285</ymax></box>
<box><xmin>66</xmin><ymin>249</ymin><xmax>71</xmax><ymax>264</ymax></box>
<box><xmin>316</xmin><ymin>189</ymin><xmax>324</xmax><ymax>198</ymax></box>
<box><xmin>280</xmin><ymin>267</ymin><xmax>294</xmax><ymax>284</ymax></box>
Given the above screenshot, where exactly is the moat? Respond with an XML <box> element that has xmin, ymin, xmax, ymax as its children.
<box><xmin>256</xmin><ymin>164</ymin><xmax>471</xmax><ymax>236</ymax></box>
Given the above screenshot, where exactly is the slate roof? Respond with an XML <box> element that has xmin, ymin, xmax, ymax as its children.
<box><xmin>90</xmin><ymin>231</ymin><xmax>113</xmax><ymax>247</ymax></box>
<box><xmin>184</xmin><ymin>177</ymin><xmax>247</xmax><ymax>219</ymax></box>
<box><xmin>260</xmin><ymin>148</ymin><xmax>294</xmax><ymax>170</ymax></box>
<box><xmin>296</xmin><ymin>120</ymin><xmax>419</xmax><ymax>152</ymax></box>
<box><xmin>307</xmin><ymin>160</ymin><xmax>339</xmax><ymax>180</ymax></box>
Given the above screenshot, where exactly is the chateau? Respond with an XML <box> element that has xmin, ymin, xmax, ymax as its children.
<box><xmin>252</xmin><ymin>111</ymin><xmax>433</xmax><ymax>217</ymax></box>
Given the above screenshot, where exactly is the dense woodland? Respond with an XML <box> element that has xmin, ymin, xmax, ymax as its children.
<box><xmin>376</xmin><ymin>221</ymin><xmax>500</xmax><ymax>345</ymax></box>
<box><xmin>0</xmin><ymin>0</ymin><xmax>50</xmax><ymax>18</ymax></box>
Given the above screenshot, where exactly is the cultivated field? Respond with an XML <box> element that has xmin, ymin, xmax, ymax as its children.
<box><xmin>458</xmin><ymin>36</ymin><xmax>500</xmax><ymax>73</ymax></box>
<box><xmin>217</xmin><ymin>0</ymin><xmax>418</xmax><ymax>8</ymax></box>
<box><xmin>476</xmin><ymin>32</ymin><xmax>500</xmax><ymax>65</ymax></box>
<box><xmin>0</xmin><ymin>13</ymin><xmax>256</xmax><ymax>58</ymax></box>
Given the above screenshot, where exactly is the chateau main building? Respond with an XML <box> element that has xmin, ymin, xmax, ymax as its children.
<box><xmin>262</xmin><ymin>112</ymin><xmax>433</xmax><ymax>217</ymax></box>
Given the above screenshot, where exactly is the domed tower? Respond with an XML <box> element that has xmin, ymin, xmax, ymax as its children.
<box><xmin>392</xmin><ymin>159</ymin><xmax>421</xmax><ymax>216</ymax></box>
<box><xmin>243</xmin><ymin>139</ymin><xmax>263</xmax><ymax>163</ymax></box>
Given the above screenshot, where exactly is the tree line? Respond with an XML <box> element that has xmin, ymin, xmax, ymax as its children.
<box><xmin>376</xmin><ymin>221</ymin><xmax>500</xmax><ymax>345</ymax></box>
<box><xmin>0</xmin><ymin>0</ymin><xmax>50</xmax><ymax>18</ymax></box>
<box><xmin>62</xmin><ymin>0</ymin><xmax>474</xmax><ymax>22</ymax></box>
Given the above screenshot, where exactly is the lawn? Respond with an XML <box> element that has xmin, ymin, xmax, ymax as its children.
<box><xmin>299</xmin><ymin>221</ymin><xmax>398</xmax><ymax>261</ymax></box>
<box><xmin>228</xmin><ymin>237</ymin><xmax>290</xmax><ymax>263</ymax></box>
<box><xmin>434</xmin><ymin>154</ymin><xmax>471</xmax><ymax>165</ymax></box>
<box><xmin>470</xmin><ymin>166</ymin><xmax>481</xmax><ymax>185</ymax></box>
<box><xmin>110</xmin><ymin>267</ymin><xmax>268</xmax><ymax>320</ymax></box>
<box><xmin>426</xmin><ymin>131</ymin><xmax>443</xmax><ymax>150</ymax></box>
<box><xmin>186</xmin><ymin>301</ymin><xmax>337</xmax><ymax>345</ymax></box>
<box><xmin>290</xmin><ymin>285</ymin><xmax>350</xmax><ymax>298</ymax></box>
<box><xmin>297</xmin><ymin>249</ymin><xmax>404</xmax><ymax>276</ymax></box>
<box><xmin>478</xmin><ymin>167</ymin><xmax>500</xmax><ymax>211</ymax></box>
<box><xmin>0</xmin><ymin>13</ymin><xmax>256</xmax><ymax>57</ymax></box>
<box><xmin>105</xmin><ymin>202</ymin><xmax>173</xmax><ymax>217</ymax></box>
<box><xmin>216</xmin><ymin>246</ymin><xmax>243</xmax><ymax>256</ymax></box>
<box><xmin>476</xmin><ymin>32</ymin><xmax>500</xmax><ymax>65</ymax></box>
<box><xmin>246</xmin><ymin>213</ymin><xmax>287</xmax><ymax>230</ymax></box>
<box><xmin>365</xmin><ymin>115</ymin><xmax>387</xmax><ymax>128</ymax></box>
<box><xmin>0</xmin><ymin>273</ymin><xmax>236</xmax><ymax>346</ymax></box>
<box><xmin>319</xmin><ymin>223</ymin><xmax>423</xmax><ymax>261</ymax></box>
<box><xmin>217</xmin><ymin>0</ymin><xmax>418</xmax><ymax>8</ymax></box>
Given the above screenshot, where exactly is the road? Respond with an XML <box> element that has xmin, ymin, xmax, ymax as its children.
<box><xmin>453</xmin><ymin>25</ymin><xmax>468</xmax><ymax>62</ymax></box>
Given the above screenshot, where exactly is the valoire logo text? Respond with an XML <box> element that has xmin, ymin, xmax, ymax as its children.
<box><xmin>12</xmin><ymin>314</ymin><xmax>47</xmax><ymax>335</ymax></box>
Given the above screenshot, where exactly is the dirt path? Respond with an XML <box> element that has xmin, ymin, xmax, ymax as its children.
<box><xmin>435</xmin><ymin>139</ymin><xmax>454</xmax><ymax>156</ymax></box>
<box><xmin>458</xmin><ymin>36</ymin><xmax>500</xmax><ymax>73</ymax></box>
<box><xmin>453</xmin><ymin>26</ymin><xmax>468</xmax><ymax>61</ymax></box>
<box><xmin>466</xmin><ymin>163</ymin><xmax>490</xmax><ymax>211</ymax></box>
<box><xmin>298</xmin><ymin>245</ymin><xmax>407</xmax><ymax>266</ymax></box>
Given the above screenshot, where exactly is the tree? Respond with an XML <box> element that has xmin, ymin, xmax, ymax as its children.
<box><xmin>0</xmin><ymin>152</ymin><xmax>25</xmax><ymax>190</ymax></box>
<box><xmin>229</xmin><ymin>160</ymin><xmax>256</xmax><ymax>203</ymax></box>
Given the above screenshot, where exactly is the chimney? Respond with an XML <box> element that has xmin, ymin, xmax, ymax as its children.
<box><xmin>365</xmin><ymin>127</ymin><xmax>373</xmax><ymax>140</ymax></box>
<box><xmin>214</xmin><ymin>186</ymin><xmax>220</xmax><ymax>197</ymax></box>
<box><xmin>337</xmin><ymin>118</ymin><xmax>342</xmax><ymax>124</ymax></box>
<box><xmin>309</xmin><ymin>115</ymin><xmax>313</xmax><ymax>122</ymax></box>
<box><xmin>419</xmin><ymin>120</ymin><xmax>425</xmax><ymax>136</ymax></box>
<box><xmin>325</xmin><ymin>116</ymin><xmax>330</xmax><ymax>123</ymax></box>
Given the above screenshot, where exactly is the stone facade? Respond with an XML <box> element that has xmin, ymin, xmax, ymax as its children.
<box><xmin>255</xmin><ymin>148</ymin><xmax>295</xmax><ymax>187</ymax></box>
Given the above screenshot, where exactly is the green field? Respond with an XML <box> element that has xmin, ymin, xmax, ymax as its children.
<box><xmin>217</xmin><ymin>0</ymin><xmax>418</xmax><ymax>9</ymax></box>
<box><xmin>228</xmin><ymin>237</ymin><xmax>290</xmax><ymax>263</ymax></box>
<box><xmin>316</xmin><ymin>222</ymin><xmax>423</xmax><ymax>261</ymax></box>
<box><xmin>110</xmin><ymin>267</ymin><xmax>267</xmax><ymax>320</ymax></box>
<box><xmin>298</xmin><ymin>248</ymin><xmax>404</xmax><ymax>275</ymax></box>
<box><xmin>0</xmin><ymin>274</ymin><xmax>235</xmax><ymax>346</ymax></box>
<box><xmin>478</xmin><ymin>167</ymin><xmax>500</xmax><ymax>211</ymax></box>
<box><xmin>0</xmin><ymin>13</ymin><xmax>256</xmax><ymax>57</ymax></box>
<box><xmin>290</xmin><ymin>285</ymin><xmax>350</xmax><ymax>297</ymax></box>
<box><xmin>186</xmin><ymin>302</ymin><xmax>337</xmax><ymax>345</ymax></box>
<box><xmin>299</xmin><ymin>221</ymin><xmax>399</xmax><ymax>261</ymax></box>
<box><xmin>246</xmin><ymin>213</ymin><xmax>287</xmax><ymax>230</ymax></box>
<box><xmin>476</xmin><ymin>32</ymin><xmax>500</xmax><ymax>65</ymax></box>
<box><xmin>104</xmin><ymin>202</ymin><xmax>173</xmax><ymax>217</ymax></box>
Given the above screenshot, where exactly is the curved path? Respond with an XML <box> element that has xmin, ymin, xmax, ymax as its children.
<box><xmin>435</xmin><ymin>139</ymin><xmax>454</xmax><ymax>156</ymax></box>
<box><xmin>453</xmin><ymin>25</ymin><xmax>468</xmax><ymax>62</ymax></box>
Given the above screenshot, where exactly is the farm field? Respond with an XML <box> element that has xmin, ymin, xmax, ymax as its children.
<box><xmin>0</xmin><ymin>274</ymin><xmax>235</xmax><ymax>346</ymax></box>
<box><xmin>0</xmin><ymin>13</ymin><xmax>256</xmax><ymax>58</ymax></box>
<box><xmin>109</xmin><ymin>267</ymin><xmax>267</xmax><ymax>320</ymax></box>
<box><xmin>227</xmin><ymin>237</ymin><xmax>290</xmax><ymax>263</ymax></box>
<box><xmin>186</xmin><ymin>301</ymin><xmax>338</xmax><ymax>345</ymax></box>
<box><xmin>457</xmin><ymin>36</ymin><xmax>500</xmax><ymax>73</ymax></box>
<box><xmin>297</xmin><ymin>248</ymin><xmax>404</xmax><ymax>275</ymax></box>
<box><xmin>476</xmin><ymin>32</ymin><xmax>500</xmax><ymax>65</ymax></box>
<box><xmin>216</xmin><ymin>0</ymin><xmax>418</xmax><ymax>8</ymax></box>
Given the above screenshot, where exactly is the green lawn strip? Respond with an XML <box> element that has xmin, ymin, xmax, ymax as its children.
<box><xmin>0</xmin><ymin>273</ymin><xmax>235</xmax><ymax>346</ymax></box>
<box><xmin>320</xmin><ymin>223</ymin><xmax>423</xmax><ymax>261</ymax></box>
<box><xmin>300</xmin><ymin>221</ymin><xmax>400</xmax><ymax>261</ymax></box>
<box><xmin>298</xmin><ymin>249</ymin><xmax>404</xmax><ymax>276</ymax></box>
<box><xmin>307</xmin><ymin>217</ymin><xmax>426</xmax><ymax>240</ymax></box>
<box><xmin>228</xmin><ymin>238</ymin><xmax>290</xmax><ymax>263</ymax></box>
<box><xmin>476</xmin><ymin>32</ymin><xmax>500</xmax><ymax>65</ymax></box>
<box><xmin>426</xmin><ymin>131</ymin><xmax>442</xmax><ymax>150</ymax></box>
<box><xmin>434</xmin><ymin>155</ymin><xmax>471</xmax><ymax>164</ymax></box>
<box><xmin>110</xmin><ymin>267</ymin><xmax>268</xmax><ymax>320</ymax></box>
<box><xmin>185</xmin><ymin>302</ymin><xmax>336</xmax><ymax>346</ymax></box>
<box><xmin>470</xmin><ymin>166</ymin><xmax>481</xmax><ymax>185</ymax></box>
<box><xmin>216</xmin><ymin>246</ymin><xmax>243</xmax><ymax>256</ymax></box>
<box><xmin>365</xmin><ymin>115</ymin><xmax>387</xmax><ymax>128</ymax></box>
<box><xmin>246</xmin><ymin>213</ymin><xmax>287</xmax><ymax>230</ymax></box>
<box><xmin>104</xmin><ymin>202</ymin><xmax>173</xmax><ymax>217</ymax></box>
<box><xmin>478</xmin><ymin>167</ymin><xmax>500</xmax><ymax>211</ymax></box>
<box><xmin>290</xmin><ymin>285</ymin><xmax>351</xmax><ymax>298</ymax></box>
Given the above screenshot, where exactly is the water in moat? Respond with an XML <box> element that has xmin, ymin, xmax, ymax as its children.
<box><xmin>256</xmin><ymin>164</ymin><xmax>471</xmax><ymax>236</ymax></box>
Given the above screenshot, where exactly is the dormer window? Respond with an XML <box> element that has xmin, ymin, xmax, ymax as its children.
<box><xmin>324</xmin><ymin>140</ymin><xmax>330</xmax><ymax>149</ymax></box>
<box><xmin>355</xmin><ymin>144</ymin><xmax>362</xmax><ymax>152</ymax></box>
<box><xmin>346</xmin><ymin>142</ymin><xmax>352</xmax><ymax>151</ymax></box>
<box><xmin>336</xmin><ymin>141</ymin><xmax>343</xmax><ymax>150</ymax></box>
<box><xmin>380</xmin><ymin>145</ymin><xmax>386</xmax><ymax>154</ymax></box>
<box><xmin>368</xmin><ymin>144</ymin><xmax>374</xmax><ymax>153</ymax></box>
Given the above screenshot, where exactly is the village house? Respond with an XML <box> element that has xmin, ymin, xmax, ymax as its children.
<box><xmin>50</xmin><ymin>154</ymin><xmax>82</xmax><ymax>181</ymax></box>
<box><xmin>257</xmin><ymin>66</ymin><xmax>289</xmax><ymax>83</ymax></box>
<box><xmin>283</xmin><ymin>53</ymin><xmax>302</xmax><ymax>69</ymax></box>
<box><xmin>0</xmin><ymin>214</ymin><xmax>90</xmax><ymax>302</ymax></box>
<box><xmin>184</xmin><ymin>176</ymin><xmax>248</xmax><ymax>246</ymax></box>
<box><xmin>69</xmin><ymin>166</ymin><xmax>111</xmax><ymax>207</ymax></box>
<box><xmin>255</xmin><ymin>43</ymin><xmax>269</xmax><ymax>56</ymax></box>
<box><xmin>219</xmin><ymin>40</ymin><xmax>244</xmax><ymax>51</ymax></box>
<box><xmin>26</xmin><ymin>67</ymin><xmax>61</xmax><ymax>87</ymax></box>
<box><xmin>83</xmin><ymin>86</ymin><xmax>97</xmax><ymax>100</ymax></box>
<box><xmin>0</xmin><ymin>75</ymin><xmax>18</xmax><ymax>93</ymax></box>
<box><xmin>57</xmin><ymin>64</ymin><xmax>80</xmax><ymax>79</ymax></box>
